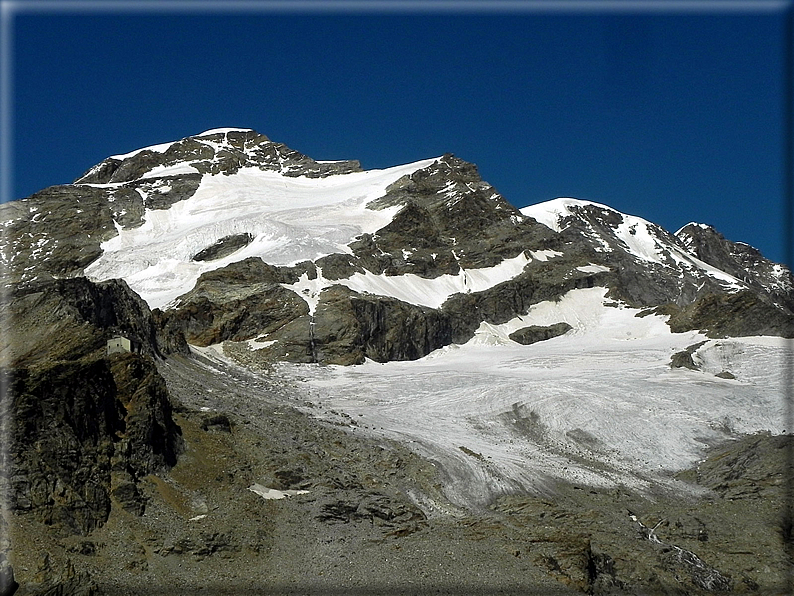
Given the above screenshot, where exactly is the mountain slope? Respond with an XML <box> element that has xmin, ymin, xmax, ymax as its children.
<box><xmin>3</xmin><ymin>128</ymin><xmax>793</xmax><ymax>369</ymax></box>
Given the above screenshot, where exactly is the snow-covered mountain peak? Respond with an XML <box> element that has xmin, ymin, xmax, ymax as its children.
<box><xmin>675</xmin><ymin>221</ymin><xmax>713</xmax><ymax>234</ymax></box>
<box><xmin>196</xmin><ymin>127</ymin><xmax>255</xmax><ymax>136</ymax></box>
<box><xmin>108</xmin><ymin>128</ymin><xmax>258</xmax><ymax>159</ymax></box>
<box><xmin>3</xmin><ymin>130</ymin><xmax>793</xmax><ymax>364</ymax></box>
<box><xmin>523</xmin><ymin>197</ymin><xmax>685</xmax><ymax>264</ymax></box>
<box><xmin>75</xmin><ymin>128</ymin><xmax>361</xmax><ymax>186</ymax></box>
<box><xmin>520</xmin><ymin>197</ymin><xmax>616</xmax><ymax>233</ymax></box>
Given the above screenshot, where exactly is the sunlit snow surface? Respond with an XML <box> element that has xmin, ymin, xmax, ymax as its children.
<box><xmin>85</xmin><ymin>160</ymin><xmax>437</xmax><ymax>308</ymax></box>
<box><xmin>274</xmin><ymin>287</ymin><xmax>786</xmax><ymax>507</ymax></box>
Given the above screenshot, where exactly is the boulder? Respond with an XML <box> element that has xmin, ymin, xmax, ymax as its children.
<box><xmin>509</xmin><ymin>322</ymin><xmax>572</xmax><ymax>345</ymax></box>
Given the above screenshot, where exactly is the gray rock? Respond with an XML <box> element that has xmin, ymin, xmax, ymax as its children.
<box><xmin>110</xmin><ymin>478</ymin><xmax>147</xmax><ymax>516</ymax></box>
<box><xmin>677</xmin><ymin>223</ymin><xmax>794</xmax><ymax>311</ymax></box>
<box><xmin>660</xmin><ymin>290</ymin><xmax>794</xmax><ymax>338</ymax></box>
<box><xmin>509</xmin><ymin>322</ymin><xmax>573</xmax><ymax>345</ymax></box>
<box><xmin>127</xmin><ymin>173</ymin><xmax>202</xmax><ymax>211</ymax></box>
<box><xmin>0</xmin><ymin>553</ymin><xmax>18</xmax><ymax>596</ymax></box>
<box><xmin>0</xmin><ymin>185</ymin><xmax>118</xmax><ymax>286</ymax></box>
<box><xmin>670</xmin><ymin>340</ymin><xmax>708</xmax><ymax>370</ymax></box>
<box><xmin>670</xmin><ymin>350</ymin><xmax>698</xmax><ymax>370</ymax></box>
<box><xmin>192</xmin><ymin>232</ymin><xmax>254</xmax><ymax>262</ymax></box>
<box><xmin>30</xmin><ymin>554</ymin><xmax>98</xmax><ymax>596</ymax></box>
<box><xmin>160</xmin><ymin>279</ymin><xmax>309</xmax><ymax>347</ymax></box>
<box><xmin>2</xmin><ymin>277</ymin><xmax>187</xmax><ymax>369</ymax></box>
<box><xmin>6</xmin><ymin>351</ymin><xmax>181</xmax><ymax>535</ymax></box>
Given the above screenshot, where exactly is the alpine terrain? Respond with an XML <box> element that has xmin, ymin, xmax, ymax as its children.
<box><xmin>1</xmin><ymin>128</ymin><xmax>792</xmax><ymax>595</ymax></box>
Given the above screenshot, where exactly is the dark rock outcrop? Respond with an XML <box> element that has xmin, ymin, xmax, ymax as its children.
<box><xmin>509</xmin><ymin>322</ymin><xmax>573</xmax><ymax>345</ymax></box>
<box><xmin>0</xmin><ymin>552</ymin><xmax>17</xmax><ymax>596</ymax></box>
<box><xmin>254</xmin><ymin>286</ymin><xmax>457</xmax><ymax>365</ymax></box>
<box><xmin>1</xmin><ymin>277</ymin><xmax>187</xmax><ymax>369</ymax></box>
<box><xmin>660</xmin><ymin>290</ymin><xmax>794</xmax><ymax>338</ymax></box>
<box><xmin>192</xmin><ymin>232</ymin><xmax>254</xmax><ymax>262</ymax></box>
<box><xmin>360</xmin><ymin>154</ymin><xmax>555</xmax><ymax>275</ymax></box>
<box><xmin>677</xmin><ymin>223</ymin><xmax>794</xmax><ymax>311</ymax></box>
<box><xmin>0</xmin><ymin>274</ymin><xmax>185</xmax><ymax>537</ymax></box>
<box><xmin>27</xmin><ymin>553</ymin><xmax>98</xmax><ymax>596</ymax></box>
<box><xmin>670</xmin><ymin>340</ymin><xmax>708</xmax><ymax>370</ymax></box>
<box><xmin>157</xmin><ymin>258</ymin><xmax>311</xmax><ymax>347</ymax></box>
<box><xmin>5</xmin><ymin>352</ymin><xmax>181</xmax><ymax>535</ymax></box>
<box><xmin>0</xmin><ymin>185</ymin><xmax>118</xmax><ymax>287</ymax></box>
<box><xmin>680</xmin><ymin>432</ymin><xmax>793</xmax><ymax>500</ymax></box>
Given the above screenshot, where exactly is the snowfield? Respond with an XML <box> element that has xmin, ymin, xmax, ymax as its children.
<box><xmin>270</xmin><ymin>287</ymin><xmax>787</xmax><ymax>508</ymax></box>
<box><xmin>85</xmin><ymin>159</ymin><xmax>438</xmax><ymax>309</ymax></box>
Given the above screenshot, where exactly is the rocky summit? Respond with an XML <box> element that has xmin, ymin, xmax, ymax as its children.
<box><xmin>1</xmin><ymin>128</ymin><xmax>792</xmax><ymax>595</ymax></box>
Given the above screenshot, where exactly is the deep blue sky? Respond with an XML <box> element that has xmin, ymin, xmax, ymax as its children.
<box><xmin>7</xmin><ymin>2</ymin><xmax>792</xmax><ymax>263</ymax></box>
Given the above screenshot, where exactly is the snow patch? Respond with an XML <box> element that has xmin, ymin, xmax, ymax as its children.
<box><xmin>576</xmin><ymin>264</ymin><xmax>611</xmax><ymax>273</ymax></box>
<box><xmin>468</xmin><ymin>287</ymin><xmax>670</xmax><ymax>346</ymax></box>
<box><xmin>248</xmin><ymin>484</ymin><xmax>309</xmax><ymax>500</ymax></box>
<box><xmin>529</xmin><ymin>249</ymin><xmax>563</xmax><ymax>262</ymax></box>
<box><xmin>110</xmin><ymin>139</ymin><xmax>180</xmax><ymax>161</ymax></box>
<box><xmin>197</xmin><ymin>127</ymin><xmax>253</xmax><ymax>136</ymax></box>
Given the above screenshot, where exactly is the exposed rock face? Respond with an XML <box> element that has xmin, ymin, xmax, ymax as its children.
<box><xmin>0</xmin><ymin>552</ymin><xmax>17</xmax><ymax>596</ymax></box>
<box><xmin>156</xmin><ymin>258</ymin><xmax>311</xmax><ymax>347</ymax></box>
<box><xmin>25</xmin><ymin>553</ymin><xmax>98</xmax><ymax>596</ymax></box>
<box><xmin>669</xmin><ymin>340</ymin><xmax>708</xmax><ymax>370</ymax></box>
<box><xmin>1</xmin><ymin>277</ymin><xmax>187</xmax><ymax>369</ymax></box>
<box><xmin>247</xmin><ymin>286</ymin><xmax>457</xmax><ymax>366</ymax></box>
<box><xmin>676</xmin><ymin>223</ymin><xmax>794</xmax><ymax>310</ymax></box>
<box><xmin>0</xmin><ymin>273</ymin><xmax>185</xmax><ymax>541</ymax></box>
<box><xmin>192</xmin><ymin>232</ymin><xmax>254</xmax><ymax>262</ymax></box>
<box><xmin>0</xmin><ymin>185</ymin><xmax>119</xmax><ymax>287</ymax></box>
<box><xmin>660</xmin><ymin>290</ymin><xmax>794</xmax><ymax>338</ymax></box>
<box><xmin>682</xmin><ymin>432</ymin><xmax>793</xmax><ymax>500</ymax></box>
<box><xmin>361</xmin><ymin>153</ymin><xmax>553</xmax><ymax>274</ymax></box>
<box><xmin>5</xmin><ymin>352</ymin><xmax>181</xmax><ymax>535</ymax></box>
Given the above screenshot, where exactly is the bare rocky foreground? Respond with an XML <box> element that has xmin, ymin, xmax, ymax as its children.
<box><xmin>6</xmin><ymin>349</ymin><xmax>791</xmax><ymax>596</ymax></box>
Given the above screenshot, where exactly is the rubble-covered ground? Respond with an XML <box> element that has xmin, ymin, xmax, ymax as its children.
<box><xmin>7</xmin><ymin>342</ymin><xmax>791</xmax><ymax>595</ymax></box>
